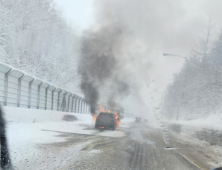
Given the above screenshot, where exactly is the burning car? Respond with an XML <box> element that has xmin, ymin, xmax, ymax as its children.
<box><xmin>95</xmin><ymin>112</ymin><xmax>120</xmax><ymax>130</ymax></box>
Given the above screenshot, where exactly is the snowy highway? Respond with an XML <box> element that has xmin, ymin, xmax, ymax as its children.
<box><xmin>3</xmin><ymin>1</ymin><xmax>222</xmax><ymax>170</ymax></box>
<box><xmin>4</xmin><ymin>107</ymin><xmax>219</xmax><ymax>170</ymax></box>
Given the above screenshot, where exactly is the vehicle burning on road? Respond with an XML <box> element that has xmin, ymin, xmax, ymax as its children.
<box><xmin>94</xmin><ymin>112</ymin><xmax>121</xmax><ymax>130</ymax></box>
<box><xmin>93</xmin><ymin>105</ymin><xmax>122</xmax><ymax>130</ymax></box>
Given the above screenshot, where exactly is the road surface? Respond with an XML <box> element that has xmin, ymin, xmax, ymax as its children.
<box><xmin>10</xmin><ymin>120</ymin><xmax>216</xmax><ymax>170</ymax></box>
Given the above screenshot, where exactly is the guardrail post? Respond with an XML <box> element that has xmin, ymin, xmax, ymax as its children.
<box><xmin>62</xmin><ymin>92</ymin><xmax>67</xmax><ymax>112</ymax></box>
<box><xmin>85</xmin><ymin>102</ymin><xmax>88</xmax><ymax>114</ymax></box>
<box><xmin>81</xmin><ymin>101</ymin><xmax>84</xmax><ymax>114</ymax></box>
<box><xmin>67</xmin><ymin>94</ymin><xmax>71</xmax><ymax>112</ymax></box>
<box><xmin>87</xmin><ymin>104</ymin><xmax>89</xmax><ymax>114</ymax></box>
<box><xmin>4</xmin><ymin>68</ymin><xmax>12</xmax><ymax>106</ymax></box>
<box><xmin>81</xmin><ymin>99</ymin><xmax>83</xmax><ymax>113</ymax></box>
<box><xmin>84</xmin><ymin>101</ymin><xmax>86</xmax><ymax>114</ymax></box>
<box><xmin>82</xmin><ymin>100</ymin><xmax>84</xmax><ymax>113</ymax></box>
<box><xmin>82</xmin><ymin>101</ymin><xmax>85</xmax><ymax>114</ymax></box>
<box><xmin>74</xmin><ymin>96</ymin><xmax>77</xmax><ymax>113</ymax></box>
<box><xmin>76</xmin><ymin>97</ymin><xmax>79</xmax><ymax>113</ymax></box>
<box><xmin>28</xmin><ymin>78</ymin><xmax>35</xmax><ymax>108</ymax></box>
<box><xmin>57</xmin><ymin>90</ymin><xmax>62</xmax><ymax>111</ymax></box>
<box><xmin>79</xmin><ymin>98</ymin><xmax>82</xmax><ymax>113</ymax></box>
<box><xmin>51</xmin><ymin>88</ymin><xmax>56</xmax><ymax>110</ymax></box>
<box><xmin>37</xmin><ymin>82</ymin><xmax>43</xmax><ymax>109</ymax></box>
<box><xmin>45</xmin><ymin>85</ymin><xmax>50</xmax><ymax>110</ymax></box>
<box><xmin>78</xmin><ymin>98</ymin><xmax>80</xmax><ymax>113</ymax></box>
<box><xmin>84</xmin><ymin>102</ymin><xmax>87</xmax><ymax>114</ymax></box>
<box><xmin>85</xmin><ymin>102</ymin><xmax>87</xmax><ymax>114</ymax></box>
<box><xmin>17</xmin><ymin>74</ymin><xmax>25</xmax><ymax>107</ymax></box>
<box><xmin>71</xmin><ymin>95</ymin><xmax>74</xmax><ymax>112</ymax></box>
<box><xmin>77</xmin><ymin>98</ymin><xmax>79</xmax><ymax>113</ymax></box>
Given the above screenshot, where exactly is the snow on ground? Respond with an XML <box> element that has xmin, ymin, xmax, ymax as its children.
<box><xmin>95</xmin><ymin>130</ymin><xmax>125</xmax><ymax>137</ymax></box>
<box><xmin>152</xmin><ymin>114</ymin><xmax>222</xmax><ymax>168</ymax></box>
<box><xmin>164</xmin><ymin>113</ymin><xmax>222</xmax><ymax>167</ymax></box>
<box><xmin>3</xmin><ymin>106</ymin><xmax>97</xmax><ymax>143</ymax></box>
<box><xmin>3</xmin><ymin>107</ymin><xmax>133</xmax><ymax>144</ymax></box>
<box><xmin>170</xmin><ymin>114</ymin><xmax>222</xmax><ymax>144</ymax></box>
<box><xmin>3</xmin><ymin>106</ymin><xmax>92</xmax><ymax>123</ymax></box>
<box><xmin>165</xmin><ymin>113</ymin><xmax>222</xmax><ymax>142</ymax></box>
<box><xmin>1</xmin><ymin>106</ymin><xmax>133</xmax><ymax>169</ymax></box>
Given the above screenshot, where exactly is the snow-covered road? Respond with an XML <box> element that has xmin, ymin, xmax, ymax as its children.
<box><xmin>3</xmin><ymin>107</ymin><xmax>129</xmax><ymax>169</ymax></box>
<box><xmin>2</xmin><ymin>107</ymin><xmax>222</xmax><ymax>170</ymax></box>
<box><xmin>8</xmin><ymin>120</ymin><xmax>127</xmax><ymax>170</ymax></box>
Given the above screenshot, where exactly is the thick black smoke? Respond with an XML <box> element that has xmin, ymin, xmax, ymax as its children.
<box><xmin>80</xmin><ymin>77</ymin><xmax>99</xmax><ymax>114</ymax></box>
<box><xmin>78</xmin><ymin>27</ymin><xmax>130</xmax><ymax>115</ymax></box>
<box><xmin>106</xmin><ymin>79</ymin><xmax>131</xmax><ymax>112</ymax></box>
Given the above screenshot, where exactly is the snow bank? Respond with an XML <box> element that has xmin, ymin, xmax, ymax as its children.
<box><xmin>2</xmin><ymin>106</ymin><xmax>92</xmax><ymax>123</ymax></box>
<box><xmin>0</xmin><ymin>106</ymin><xmax>96</xmax><ymax>169</ymax></box>
<box><xmin>166</xmin><ymin>114</ymin><xmax>222</xmax><ymax>146</ymax></box>
<box><xmin>3</xmin><ymin>106</ymin><xmax>130</xmax><ymax>145</ymax></box>
<box><xmin>1</xmin><ymin>107</ymin><xmax>132</xmax><ymax>169</ymax></box>
<box><xmin>1</xmin><ymin>106</ymin><xmax>95</xmax><ymax>144</ymax></box>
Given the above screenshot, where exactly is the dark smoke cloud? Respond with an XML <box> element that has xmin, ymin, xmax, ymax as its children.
<box><xmin>91</xmin><ymin>0</ymin><xmax>212</xmax><ymax>115</ymax></box>
<box><xmin>80</xmin><ymin>0</ymin><xmax>207</xmax><ymax>116</ymax></box>
<box><xmin>80</xmin><ymin>78</ymin><xmax>99</xmax><ymax>114</ymax></box>
<box><xmin>106</xmin><ymin>79</ymin><xmax>131</xmax><ymax>113</ymax></box>
<box><xmin>78</xmin><ymin>26</ymin><xmax>131</xmax><ymax>115</ymax></box>
<box><xmin>107</xmin><ymin>97</ymin><xmax>124</xmax><ymax>113</ymax></box>
<box><xmin>94</xmin><ymin>0</ymin><xmax>206</xmax><ymax>88</ymax></box>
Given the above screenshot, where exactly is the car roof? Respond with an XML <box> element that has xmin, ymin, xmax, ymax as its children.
<box><xmin>99</xmin><ymin>112</ymin><xmax>115</xmax><ymax>115</ymax></box>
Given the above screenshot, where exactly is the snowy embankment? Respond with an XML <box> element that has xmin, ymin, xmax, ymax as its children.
<box><xmin>2</xmin><ymin>107</ymin><xmax>130</xmax><ymax>169</ymax></box>
<box><xmin>3</xmin><ymin>106</ymin><xmax>96</xmax><ymax>143</ymax></box>
<box><xmin>3</xmin><ymin>107</ymin><xmax>94</xmax><ymax>146</ymax></box>
<box><xmin>166</xmin><ymin>114</ymin><xmax>222</xmax><ymax>146</ymax></box>
<box><xmin>3</xmin><ymin>106</ymin><xmax>129</xmax><ymax>145</ymax></box>
<box><xmin>1</xmin><ymin>106</ymin><xmax>95</xmax><ymax>169</ymax></box>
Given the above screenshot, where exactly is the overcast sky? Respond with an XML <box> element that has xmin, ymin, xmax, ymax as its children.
<box><xmin>53</xmin><ymin>0</ymin><xmax>222</xmax><ymax>115</ymax></box>
<box><xmin>53</xmin><ymin>0</ymin><xmax>222</xmax><ymax>33</ymax></box>
<box><xmin>53</xmin><ymin>0</ymin><xmax>96</xmax><ymax>32</ymax></box>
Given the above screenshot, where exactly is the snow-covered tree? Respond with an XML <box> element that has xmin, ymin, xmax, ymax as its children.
<box><xmin>162</xmin><ymin>23</ymin><xmax>222</xmax><ymax>120</ymax></box>
<box><xmin>0</xmin><ymin>0</ymin><xmax>80</xmax><ymax>93</ymax></box>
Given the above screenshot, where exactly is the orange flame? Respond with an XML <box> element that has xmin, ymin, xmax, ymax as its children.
<box><xmin>96</xmin><ymin>105</ymin><xmax>121</xmax><ymax>130</ymax></box>
<box><xmin>114</xmin><ymin>112</ymin><xmax>120</xmax><ymax>127</ymax></box>
<box><xmin>93</xmin><ymin>115</ymin><xmax>97</xmax><ymax>122</ymax></box>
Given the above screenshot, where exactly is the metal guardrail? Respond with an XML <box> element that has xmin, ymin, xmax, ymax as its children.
<box><xmin>0</xmin><ymin>62</ymin><xmax>89</xmax><ymax>114</ymax></box>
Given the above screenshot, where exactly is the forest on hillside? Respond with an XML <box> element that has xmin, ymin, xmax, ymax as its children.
<box><xmin>162</xmin><ymin>21</ymin><xmax>222</xmax><ymax>120</ymax></box>
<box><xmin>0</xmin><ymin>0</ymin><xmax>80</xmax><ymax>93</ymax></box>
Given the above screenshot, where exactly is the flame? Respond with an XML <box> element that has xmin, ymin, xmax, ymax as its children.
<box><xmin>114</xmin><ymin>113</ymin><xmax>118</xmax><ymax>119</ymax></box>
<box><xmin>93</xmin><ymin>114</ymin><xmax>97</xmax><ymax>122</ymax></box>
<box><xmin>95</xmin><ymin>106</ymin><xmax>121</xmax><ymax>130</ymax></box>
<box><xmin>114</xmin><ymin>112</ymin><xmax>120</xmax><ymax>127</ymax></box>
